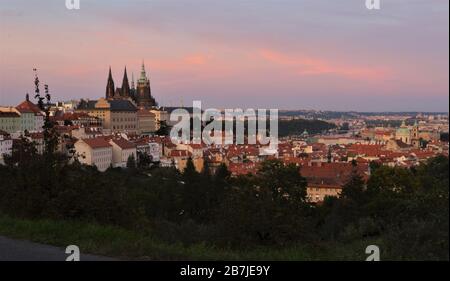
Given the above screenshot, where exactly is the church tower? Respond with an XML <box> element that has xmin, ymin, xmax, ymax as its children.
<box><xmin>105</xmin><ymin>67</ymin><xmax>115</xmax><ymax>99</ymax></box>
<box><xmin>411</xmin><ymin>120</ymin><xmax>421</xmax><ymax>148</ymax></box>
<box><xmin>412</xmin><ymin>120</ymin><xmax>419</xmax><ymax>139</ymax></box>
<box><xmin>136</xmin><ymin>61</ymin><xmax>156</xmax><ymax>108</ymax></box>
<box><xmin>121</xmin><ymin>67</ymin><xmax>131</xmax><ymax>98</ymax></box>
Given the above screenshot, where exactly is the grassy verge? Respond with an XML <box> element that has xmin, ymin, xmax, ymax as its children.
<box><xmin>0</xmin><ymin>214</ymin><xmax>373</xmax><ymax>260</ymax></box>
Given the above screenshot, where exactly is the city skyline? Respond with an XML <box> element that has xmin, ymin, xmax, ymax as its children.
<box><xmin>0</xmin><ymin>0</ymin><xmax>449</xmax><ymax>112</ymax></box>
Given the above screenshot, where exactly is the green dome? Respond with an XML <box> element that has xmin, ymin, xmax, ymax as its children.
<box><xmin>396</xmin><ymin>120</ymin><xmax>410</xmax><ymax>135</ymax></box>
<box><xmin>396</xmin><ymin>127</ymin><xmax>410</xmax><ymax>135</ymax></box>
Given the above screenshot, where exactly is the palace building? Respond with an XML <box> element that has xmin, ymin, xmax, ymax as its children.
<box><xmin>77</xmin><ymin>98</ymin><xmax>138</xmax><ymax>134</ymax></box>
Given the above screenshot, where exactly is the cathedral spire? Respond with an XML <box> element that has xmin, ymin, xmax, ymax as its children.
<box><xmin>131</xmin><ymin>72</ymin><xmax>135</xmax><ymax>89</ymax></box>
<box><xmin>105</xmin><ymin>66</ymin><xmax>115</xmax><ymax>99</ymax></box>
<box><xmin>139</xmin><ymin>60</ymin><xmax>147</xmax><ymax>82</ymax></box>
<box><xmin>121</xmin><ymin>66</ymin><xmax>131</xmax><ymax>98</ymax></box>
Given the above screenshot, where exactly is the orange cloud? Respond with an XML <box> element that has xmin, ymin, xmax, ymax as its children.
<box><xmin>184</xmin><ymin>54</ymin><xmax>211</xmax><ymax>65</ymax></box>
<box><xmin>259</xmin><ymin>49</ymin><xmax>389</xmax><ymax>80</ymax></box>
<box><xmin>142</xmin><ymin>53</ymin><xmax>214</xmax><ymax>71</ymax></box>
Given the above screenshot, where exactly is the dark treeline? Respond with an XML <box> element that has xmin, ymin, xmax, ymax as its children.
<box><xmin>0</xmin><ymin>138</ymin><xmax>448</xmax><ymax>260</ymax></box>
<box><xmin>280</xmin><ymin>111</ymin><xmax>446</xmax><ymax>120</ymax></box>
<box><xmin>278</xmin><ymin>119</ymin><xmax>336</xmax><ymax>137</ymax></box>
<box><xmin>178</xmin><ymin>117</ymin><xmax>336</xmax><ymax>138</ymax></box>
<box><xmin>365</xmin><ymin>119</ymin><xmax>416</xmax><ymax>128</ymax></box>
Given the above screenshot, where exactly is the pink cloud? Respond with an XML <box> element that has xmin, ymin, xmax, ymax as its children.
<box><xmin>258</xmin><ymin>49</ymin><xmax>389</xmax><ymax>81</ymax></box>
<box><xmin>183</xmin><ymin>54</ymin><xmax>212</xmax><ymax>65</ymax></box>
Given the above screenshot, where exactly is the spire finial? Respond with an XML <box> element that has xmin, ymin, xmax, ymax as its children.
<box><xmin>140</xmin><ymin>60</ymin><xmax>147</xmax><ymax>81</ymax></box>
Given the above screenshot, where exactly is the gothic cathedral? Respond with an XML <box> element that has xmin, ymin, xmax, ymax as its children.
<box><xmin>105</xmin><ymin>62</ymin><xmax>157</xmax><ymax>108</ymax></box>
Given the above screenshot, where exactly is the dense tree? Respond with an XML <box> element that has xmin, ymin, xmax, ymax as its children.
<box><xmin>137</xmin><ymin>151</ymin><xmax>152</xmax><ymax>169</ymax></box>
<box><xmin>155</xmin><ymin>120</ymin><xmax>171</xmax><ymax>136</ymax></box>
<box><xmin>340</xmin><ymin>122</ymin><xmax>350</xmax><ymax>131</ymax></box>
<box><xmin>0</xmin><ymin>134</ymin><xmax>447</xmax><ymax>260</ymax></box>
<box><xmin>216</xmin><ymin>160</ymin><xmax>312</xmax><ymax>246</ymax></box>
<box><xmin>3</xmin><ymin>135</ymin><xmax>38</xmax><ymax>168</ymax></box>
<box><xmin>278</xmin><ymin>119</ymin><xmax>336</xmax><ymax>137</ymax></box>
<box><xmin>180</xmin><ymin>157</ymin><xmax>213</xmax><ymax>222</ymax></box>
<box><xmin>33</xmin><ymin>71</ymin><xmax>59</xmax><ymax>159</ymax></box>
<box><xmin>126</xmin><ymin>154</ymin><xmax>136</xmax><ymax>169</ymax></box>
<box><xmin>341</xmin><ymin>168</ymin><xmax>366</xmax><ymax>203</ymax></box>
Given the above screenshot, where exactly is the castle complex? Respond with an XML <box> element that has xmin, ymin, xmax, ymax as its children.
<box><xmin>75</xmin><ymin>62</ymin><xmax>161</xmax><ymax>134</ymax></box>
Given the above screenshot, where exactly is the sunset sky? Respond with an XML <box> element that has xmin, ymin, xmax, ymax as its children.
<box><xmin>0</xmin><ymin>0</ymin><xmax>448</xmax><ymax>111</ymax></box>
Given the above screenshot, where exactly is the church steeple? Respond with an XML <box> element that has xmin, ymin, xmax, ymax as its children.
<box><xmin>131</xmin><ymin>72</ymin><xmax>135</xmax><ymax>90</ymax></box>
<box><xmin>139</xmin><ymin>60</ymin><xmax>148</xmax><ymax>82</ymax></box>
<box><xmin>135</xmin><ymin>60</ymin><xmax>155</xmax><ymax>108</ymax></box>
<box><xmin>400</xmin><ymin>120</ymin><xmax>407</xmax><ymax>127</ymax></box>
<box><xmin>105</xmin><ymin>66</ymin><xmax>115</xmax><ymax>99</ymax></box>
<box><xmin>121</xmin><ymin>66</ymin><xmax>131</xmax><ymax>98</ymax></box>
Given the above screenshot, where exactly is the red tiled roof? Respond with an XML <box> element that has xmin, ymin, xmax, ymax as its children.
<box><xmin>410</xmin><ymin>150</ymin><xmax>436</xmax><ymax>159</ymax></box>
<box><xmin>110</xmin><ymin>138</ymin><xmax>136</xmax><ymax>150</ymax></box>
<box><xmin>311</xmin><ymin>143</ymin><xmax>327</xmax><ymax>151</ymax></box>
<box><xmin>81</xmin><ymin>138</ymin><xmax>112</xmax><ymax>149</ymax></box>
<box><xmin>16</xmin><ymin>100</ymin><xmax>42</xmax><ymax>114</ymax></box>
<box><xmin>228</xmin><ymin>162</ymin><xmax>258</xmax><ymax>176</ymax></box>
<box><xmin>355</xmin><ymin>157</ymin><xmax>369</xmax><ymax>163</ymax></box>
<box><xmin>62</xmin><ymin>112</ymin><xmax>92</xmax><ymax>120</ymax></box>
<box><xmin>374</xmin><ymin>131</ymin><xmax>393</xmax><ymax>136</ymax></box>
<box><xmin>0</xmin><ymin>130</ymin><xmax>10</xmax><ymax>138</ymax></box>
<box><xmin>283</xmin><ymin>157</ymin><xmax>308</xmax><ymax>166</ymax></box>
<box><xmin>132</xmin><ymin>137</ymin><xmax>150</xmax><ymax>146</ymax></box>
<box><xmin>28</xmin><ymin>132</ymin><xmax>44</xmax><ymax>139</ymax></box>
<box><xmin>189</xmin><ymin>143</ymin><xmax>204</xmax><ymax>149</ymax></box>
<box><xmin>147</xmin><ymin>136</ymin><xmax>165</xmax><ymax>144</ymax></box>
<box><xmin>348</xmin><ymin>144</ymin><xmax>383</xmax><ymax>156</ymax></box>
<box><xmin>170</xmin><ymin>150</ymin><xmax>191</xmax><ymax>157</ymax></box>
<box><xmin>300</xmin><ymin>162</ymin><xmax>368</xmax><ymax>186</ymax></box>
<box><xmin>55</xmin><ymin>125</ymin><xmax>77</xmax><ymax>134</ymax></box>
<box><xmin>225</xmin><ymin>145</ymin><xmax>260</xmax><ymax>158</ymax></box>
<box><xmin>0</xmin><ymin>111</ymin><xmax>20</xmax><ymax>118</ymax></box>
<box><xmin>308</xmin><ymin>183</ymin><xmax>342</xmax><ymax>189</ymax></box>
